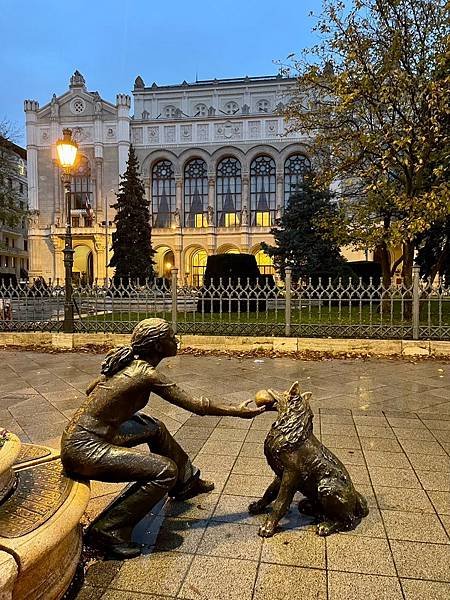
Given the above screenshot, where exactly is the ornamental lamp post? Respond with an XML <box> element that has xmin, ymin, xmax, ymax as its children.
<box><xmin>56</xmin><ymin>128</ymin><xmax>78</xmax><ymax>333</ymax></box>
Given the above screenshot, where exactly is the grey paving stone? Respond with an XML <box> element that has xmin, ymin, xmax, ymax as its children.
<box><xmin>231</xmin><ymin>456</ymin><xmax>273</xmax><ymax>477</ymax></box>
<box><xmin>198</xmin><ymin>439</ymin><xmax>243</xmax><ymax>456</ymax></box>
<box><xmin>160</xmin><ymin>492</ymin><xmax>220</xmax><ymax>520</ymax></box>
<box><xmin>415</xmin><ymin>470</ymin><xmax>450</xmax><ymax>492</ymax></box>
<box><xmin>369</xmin><ymin>466</ymin><xmax>421</xmax><ymax>489</ymax></box>
<box><xmin>84</xmin><ymin>560</ymin><xmax>123</xmax><ymax>588</ymax></box>
<box><xmin>375</xmin><ymin>486</ymin><xmax>435</xmax><ymax>513</ymax></box>
<box><xmin>393</xmin><ymin>427</ymin><xmax>436</xmax><ymax>441</ymax></box>
<box><xmin>328</xmin><ymin>572</ymin><xmax>403</xmax><ymax>600</ymax></box>
<box><xmin>326</xmin><ymin>536</ymin><xmax>397</xmax><ymax>575</ymax></box>
<box><xmin>261</xmin><ymin>529</ymin><xmax>325</xmax><ymax>568</ymax></box>
<box><xmin>223</xmin><ymin>473</ymin><xmax>274</xmax><ymax>497</ymax></box>
<box><xmin>192</xmin><ymin>453</ymin><xmax>236</xmax><ymax>473</ymax></box>
<box><xmin>427</xmin><ymin>490</ymin><xmax>450</xmax><ymax>515</ymax></box>
<box><xmin>253</xmin><ymin>563</ymin><xmax>327</xmax><ymax>600</ymax></box>
<box><xmin>208</xmin><ymin>428</ymin><xmax>248</xmax><ymax>442</ymax></box>
<box><xmin>178</xmin><ymin>555</ymin><xmax>257</xmax><ymax>600</ymax></box>
<box><xmin>197</xmin><ymin>521</ymin><xmax>262</xmax><ymax>560</ymax></box>
<box><xmin>364</xmin><ymin>450</ymin><xmax>411</xmax><ymax>469</ymax></box>
<box><xmin>321</xmin><ymin>434</ymin><xmax>361</xmax><ymax>449</ymax></box>
<box><xmin>391</xmin><ymin>540</ymin><xmax>450</xmax><ymax>581</ymax></box>
<box><xmin>407</xmin><ymin>453</ymin><xmax>450</xmax><ymax>472</ymax></box>
<box><xmin>110</xmin><ymin>551</ymin><xmax>192</xmax><ymax>596</ymax></box>
<box><xmin>400</xmin><ymin>438</ymin><xmax>447</xmax><ymax>455</ymax></box>
<box><xmin>382</xmin><ymin>509</ymin><xmax>449</xmax><ymax>543</ymax></box>
<box><xmin>211</xmin><ymin>494</ymin><xmax>266</xmax><ymax>525</ymax></box>
<box><xmin>360</xmin><ymin>436</ymin><xmax>403</xmax><ymax>452</ymax></box>
<box><xmin>401</xmin><ymin>579</ymin><xmax>450</xmax><ymax>600</ymax></box>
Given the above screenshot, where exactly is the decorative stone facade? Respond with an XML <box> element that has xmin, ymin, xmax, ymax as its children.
<box><xmin>0</xmin><ymin>142</ymin><xmax>28</xmax><ymax>282</ymax></box>
<box><xmin>25</xmin><ymin>71</ymin><xmax>366</xmax><ymax>284</ymax></box>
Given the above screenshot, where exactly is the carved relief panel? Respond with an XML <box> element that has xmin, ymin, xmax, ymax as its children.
<box><xmin>147</xmin><ymin>126</ymin><xmax>160</xmax><ymax>143</ymax></box>
<box><xmin>164</xmin><ymin>126</ymin><xmax>176</xmax><ymax>143</ymax></box>
<box><xmin>214</xmin><ymin>121</ymin><xmax>242</xmax><ymax>141</ymax></box>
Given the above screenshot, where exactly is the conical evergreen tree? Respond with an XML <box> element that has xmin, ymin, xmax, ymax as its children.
<box><xmin>110</xmin><ymin>145</ymin><xmax>155</xmax><ymax>285</ymax></box>
<box><xmin>261</xmin><ymin>177</ymin><xmax>349</xmax><ymax>282</ymax></box>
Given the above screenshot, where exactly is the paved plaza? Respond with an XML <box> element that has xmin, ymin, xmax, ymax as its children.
<box><xmin>1</xmin><ymin>350</ymin><xmax>449</xmax><ymax>599</ymax></box>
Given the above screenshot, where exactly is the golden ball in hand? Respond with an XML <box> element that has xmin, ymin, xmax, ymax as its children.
<box><xmin>254</xmin><ymin>389</ymin><xmax>274</xmax><ymax>407</ymax></box>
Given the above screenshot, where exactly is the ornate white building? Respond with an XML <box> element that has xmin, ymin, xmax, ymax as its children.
<box><xmin>25</xmin><ymin>71</ymin><xmax>365</xmax><ymax>285</ymax></box>
<box><xmin>0</xmin><ymin>141</ymin><xmax>28</xmax><ymax>282</ymax></box>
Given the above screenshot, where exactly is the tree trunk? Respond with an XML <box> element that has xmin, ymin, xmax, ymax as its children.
<box><xmin>376</xmin><ymin>242</ymin><xmax>393</xmax><ymax>314</ymax></box>
<box><xmin>402</xmin><ymin>241</ymin><xmax>415</xmax><ymax>320</ymax></box>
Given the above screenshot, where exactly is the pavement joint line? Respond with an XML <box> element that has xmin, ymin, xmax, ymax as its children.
<box><xmin>398</xmin><ymin>413</ymin><xmax>450</xmax><ymax>545</ymax></box>
<box><xmin>350</xmin><ymin>410</ymin><xmax>406</xmax><ymax>599</ymax></box>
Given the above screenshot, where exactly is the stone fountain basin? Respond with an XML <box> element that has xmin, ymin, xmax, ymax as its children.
<box><xmin>0</xmin><ymin>433</ymin><xmax>21</xmax><ymax>503</ymax></box>
<box><xmin>0</xmin><ymin>435</ymin><xmax>90</xmax><ymax>600</ymax></box>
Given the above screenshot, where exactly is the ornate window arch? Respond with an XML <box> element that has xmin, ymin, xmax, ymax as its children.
<box><xmin>194</xmin><ymin>103</ymin><xmax>207</xmax><ymax>117</ymax></box>
<box><xmin>224</xmin><ymin>101</ymin><xmax>239</xmax><ymax>115</ymax></box>
<box><xmin>71</xmin><ymin>155</ymin><xmax>93</xmax><ymax>225</ymax></box>
<box><xmin>164</xmin><ymin>105</ymin><xmax>177</xmax><ymax>119</ymax></box>
<box><xmin>184</xmin><ymin>159</ymin><xmax>208</xmax><ymax>228</ymax></box>
<box><xmin>250</xmin><ymin>155</ymin><xmax>276</xmax><ymax>226</ymax></box>
<box><xmin>216</xmin><ymin>157</ymin><xmax>241</xmax><ymax>227</ymax></box>
<box><xmin>284</xmin><ymin>154</ymin><xmax>311</xmax><ymax>204</ymax></box>
<box><xmin>152</xmin><ymin>160</ymin><xmax>176</xmax><ymax>228</ymax></box>
<box><xmin>256</xmin><ymin>99</ymin><xmax>270</xmax><ymax>113</ymax></box>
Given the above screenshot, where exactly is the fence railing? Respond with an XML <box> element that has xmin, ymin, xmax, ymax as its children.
<box><xmin>1</xmin><ymin>266</ymin><xmax>449</xmax><ymax>340</ymax></box>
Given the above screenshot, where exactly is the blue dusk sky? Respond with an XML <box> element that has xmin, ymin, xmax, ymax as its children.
<box><xmin>1</xmin><ymin>0</ymin><xmax>324</xmax><ymax>145</ymax></box>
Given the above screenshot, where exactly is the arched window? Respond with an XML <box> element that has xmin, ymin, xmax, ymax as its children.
<box><xmin>191</xmin><ymin>248</ymin><xmax>208</xmax><ymax>286</ymax></box>
<box><xmin>255</xmin><ymin>249</ymin><xmax>275</xmax><ymax>275</ymax></box>
<box><xmin>164</xmin><ymin>105</ymin><xmax>177</xmax><ymax>118</ymax></box>
<box><xmin>194</xmin><ymin>103</ymin><xmax>207</xmax><ymax>117</ymax></box>
<box><xmin>216</xmin><ymin>157</ymin><xmax>241</xmax><ymax>227</ymax></box>
<box><xmin>250</xmin><ymin>155</ymin><xmax>276</xmax><ymax>227</ymax></box>
<box><xmin>152</xmin><ymin>160</ymin><xmax>176</xmax><ymax>228</ymax></box>
<box><xmin>184</xmin><ymin>159</ymin><xmax>208</xmax><ymax>228</ymax></box>
<box><xmin>71</xmin><ymin>155</ymin><xmax>93</xmax><ymax>221</ymax></box>
<box><xmin>284</xmin><ymin>154</ymin><xmax>311</xmax><ymax>204</ymax></box>
<box><xmin>256</xmin><ymin>99</ymin><xmax>270</xmax><ymax>113</ymax></box>
<box><xmin>224</xmin><ymin>101</ymin><xmax>239</xmax><ymax>115</ymax></box>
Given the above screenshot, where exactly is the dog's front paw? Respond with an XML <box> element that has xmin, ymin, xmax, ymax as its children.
<box><xmin>316</xmin><ymin>521</ymin><xmax>339</xmax><ymax>537</ymax></box>
<box><xmin>258</xmin><ymin>519</ymin><xmax>277</xmax><ymax>537</ymax></box>
<box><xmin>248</xmin><ymin>500</ymin><xmax>266</xmax><ymax>515</ymax></box>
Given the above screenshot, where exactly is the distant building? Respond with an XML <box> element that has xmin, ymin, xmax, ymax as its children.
<box><xmin>0</xmin><ymin>140</ymin><xmax>28</xmax><ymax>282</ymax></box>
<box><xmin>24</xmin><ymin>71</ymin><xmax>366</xmax><ymax>285</ymax></box>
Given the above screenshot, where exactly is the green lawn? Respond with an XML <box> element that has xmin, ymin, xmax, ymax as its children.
<box><xmin>83</xmin><ymin>300</ymin><xmax>450</xmax><ymax>326</ymax></box>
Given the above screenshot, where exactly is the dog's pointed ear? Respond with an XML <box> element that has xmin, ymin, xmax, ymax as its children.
<box><xmin>288</xmin><ymin>381</ymin><xmax>301</xmax><ymax>397</ymax></box>
<box><xmin>301</xmin><ymin>391</ymin><xmax>312</xmax><ymax>403</ymax></box>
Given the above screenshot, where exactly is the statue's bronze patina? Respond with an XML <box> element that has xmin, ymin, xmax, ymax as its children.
<box><xmin>249</xmin><ymin>382</ymin><xmax>369</xmax><ymax>537</ymax></box>
<box><xmin>61</xmin><ymin>318</ymin><xmax>263</xmax><ymax>559</ymax></box>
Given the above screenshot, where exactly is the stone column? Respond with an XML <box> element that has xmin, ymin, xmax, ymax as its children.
<box><xmin>208</xmin><ymin>176</ymin><xmax>215</xmax><ymax>227</ymax></box>
<box><xmin>24</xmin><ymin>100</ymin><xmax>39</xmax><ymax>211</ymax></box>
<box><xmin>276</xmin><ymin>173</ymin><xmax>284</xmax><ymax>208</ymax></box>
<box><xmin>116</xmin><ymin>94</ymin><xmax>131</xmax><ymax>176</ymax></box>
<box><xmin>175</xmin><ymin>176</ymin><xmax>183</xmax><ymax>225</ymax></box>
<box><xmin>95</xmin><ymin>158</ymin><xmax>103</xmax><ymax>220</ymax></box>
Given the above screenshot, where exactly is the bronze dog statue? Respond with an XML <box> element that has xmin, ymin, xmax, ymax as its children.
<box><xmin>249</xmin><ymin>382</ymin><xmax>368</xmax><ymax>537</ymax></box>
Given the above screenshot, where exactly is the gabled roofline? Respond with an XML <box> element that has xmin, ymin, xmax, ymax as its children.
<box><xmin>135</xmin><ymin>74</ymin><xmax>297</xmax><ymax>93</ymax></box>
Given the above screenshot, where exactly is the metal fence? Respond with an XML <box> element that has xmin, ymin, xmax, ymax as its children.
<box><xmin>1</xmin><ymin>266</ymin><xmax>449</xmax><ymax>340</ymax></box>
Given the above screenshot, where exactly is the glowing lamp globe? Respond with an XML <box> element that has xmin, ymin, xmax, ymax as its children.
<box><xmin>56</xmin><ymin>129</ymin><xmax>78</xmax><ymax>170</ymax></box>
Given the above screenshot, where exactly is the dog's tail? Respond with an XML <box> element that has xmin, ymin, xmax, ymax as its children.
<box><xmin>355</xmin><ymin>491</ymin><xmax>369</xmax><ymax>517</ymax></box>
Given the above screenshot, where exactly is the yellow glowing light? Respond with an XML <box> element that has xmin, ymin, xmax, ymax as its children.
<box><xmin>165</xmin><ymin>262</ymin><xmax>173</xmax><ymax>270</ymax></box>
<box><xmin>56</xmin><ymin>129</ymin><xmax>78</xmax><ymax>170</ymax></box>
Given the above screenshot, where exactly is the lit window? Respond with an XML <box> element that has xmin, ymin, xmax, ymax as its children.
<box><xmin>18</xmin><ymin>159</ymin><xmax>25</xmax><ymax>175</ymax></box>
<box><xmin>257</xmin><ymin>99</ymin><xmax>270</xmax><ymax>113</ymax></box>
<box><xmin>184</xmin><ymin>159</ymin><xmax>208</xmax><ymax>227</ymax></box>
<box><xmin>284</xmin><ymin>154</ymin><xmax>311</xmax><ymax>204</ymax></box>
<box><xmin>216</xmin><ymin>157</ymin><xmax>241</xmax><ymax>227</ymax></box>
<box><xmin>256</xmin><ymin>212</ymin><xmax>271</xmax><ymax>227</ymax></box>
<box><xmin>194</xmin><ymin>214</ymin><xmax>207</xmax><ymax>228</ymax></box>
<box><xmin>152</xmin><ymin>160</ymin><xmax>175</xmax><ymax>228</ymax></box>
<box><xmin>224</xmin><ymin>101</ymin><xmax>239</xmax><ymax>115</ymax></box>
<box><xmin>164</xmin><ymin>105</ymin><xmax>177</xmax><ymax>118</ymax></box>
<box><xmin>250</xmin><ymin>156</ymin><xmax>276</xmax><ymax>226</ymax></box>
<box><xmin>225</xmin><ymin>213</ymin><xmax>238</xmax><ymax>227</ymax></box>
<box><xmin>194</xmin><ymin>103</ymin><xmax>207</xmax><ymax>117</ymax></box>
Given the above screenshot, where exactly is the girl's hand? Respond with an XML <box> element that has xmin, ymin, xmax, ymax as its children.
<box><xmin>234</xmin><ymin>399</ymin><xmax>266</xmax><ymax>419</ymax></box>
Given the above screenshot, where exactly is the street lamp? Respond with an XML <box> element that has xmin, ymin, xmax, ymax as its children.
<box><xmin>56</xmin><ymin>128</ymin><xmax>78</xmax><ymax>333</ymax></box>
